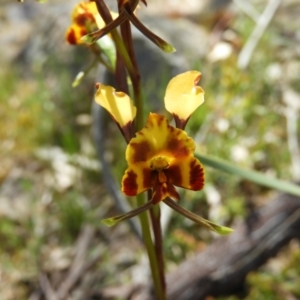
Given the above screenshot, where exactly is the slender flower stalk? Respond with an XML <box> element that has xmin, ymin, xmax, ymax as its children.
<box><xmin>136</xmin><ymin>195</ymin><xmax>166</xmax><ymax>300</ymax></box>
<box><xmin>149</xmin><ymin>191</ymin><xmax>166</xmax><ymax>297</ymax></box>
<box><xmin>92</xmin><ymin>1</ymin><xmax>165</xmax><ymax>298</ymax></box>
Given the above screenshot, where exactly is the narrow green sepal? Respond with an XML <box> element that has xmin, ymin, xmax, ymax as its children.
<box><xmin>101</xmin><ymin>200</ymin><xmax>154</xmax><ymax>227</ymax></box>
<box><xmin>163</xmin><ymin>198</ymin><xmax>233</xmax><ymax>235</ymax></box>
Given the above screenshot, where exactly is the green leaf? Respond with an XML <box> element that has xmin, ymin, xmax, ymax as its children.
<box><xmin>163</xmin><ymin>198</ymin><xmax>233</xmax><ymax>235</ymax></box>
<box><xmin>196</xmin><ymin>153</ymin><xmax>300</xmax><ymax>197</ymax></box>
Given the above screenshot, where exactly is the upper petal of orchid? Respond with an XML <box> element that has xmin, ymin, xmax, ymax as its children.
<box><xmin>95</xmin><ymin>84</ymin><xmax>136</xmax><ymax>142</ymax></box>
<box><xmin>164</xmin><ymin>71</ymin><xmax>205</xmax><ymax>129</ymax></box>
<box><xmin>126</xmin><ymin>113</ymin><xmax>196</xmax><ymax>165</ymax></box>
<box><xmin>166</xmin><ymin>157</ymin><xmax>204</xmax><ymax>191</ymax></box>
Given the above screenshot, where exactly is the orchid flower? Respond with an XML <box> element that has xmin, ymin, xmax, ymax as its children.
<box><xmin>95</xmin><ymin>71</ymin><xmax>232</xmax><ymax>235</ymax></box>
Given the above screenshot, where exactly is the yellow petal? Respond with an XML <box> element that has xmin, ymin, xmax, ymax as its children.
<box><xmin>71</xmin><ymin>2</ymin><xmax>98</xmax><ymax>24</ymax></box>
<box><xmin>164</xmin><ymin>71</ymin><xmax>204</xmax><ymax>127</ymax></box>
<box><xmin>125</xmin><ymin>113</ymin><xmax>195</xmax><ymax>165</ymax></box>
<box><xmin>95</xmin><ymin>84</ymin><xmax>136</xmax><ymax>127</ymax></box>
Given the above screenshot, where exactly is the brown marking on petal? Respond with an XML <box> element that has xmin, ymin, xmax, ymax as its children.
<box><xmin>80</xmin><ymin>28</ymin><xmax>87</xmax><ymax>37</ymax></box>
<box><xmin>66</xmin><ymin>29</ymin><xmax>77</xmax><ymax>45</ymax></box>
<box><xmin>143</xmin><ymin>168</ymin><xmax>154</xmax><ymax>189</ymax></box>
<box><xmin>167</xmin><ymin>138</ymin><xmax>190</xmax><ymax>158</ymax></box>
<box><xmin>168</xmin><ymin>126</ymin><xmax>175</xmax><ymax>134</ymax></box>
<box><xmin>146</xmin><ymin>113</ymin><xmax>165</xmax><ymax>129</ymax></box>
<box><xmin>75</xmin><ymin>14</ymin><xmax>87</xmax><ymax>26</ymax></box>
<box><xmin>189</xmin><ymin>159</ymin><xmax>205</xmax><ymax>190</ymax></box>
<box><xmin>122</xmin><ymin>170</ymin><xmax>138</xmax><ymax>196</ymax></box>
<box><xmin>166</xmin><ymin>165</ymin><xmax>182</xmax><ymax>186</ymax></box>
<box><xmin>75</xmin><ymin>13</ymin><xmax>95</xmax><ymax>26</ymax></box>
<box><xmin>130</xmin><ymin>141</ymin><xmax>150</xmax><ymax>163</ymax></box>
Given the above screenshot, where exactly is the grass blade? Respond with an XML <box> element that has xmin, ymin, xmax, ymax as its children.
<box><xmin>196</xmin><ymin>153</ymin><xmax>300</xmax><ymax>197</ymax></box>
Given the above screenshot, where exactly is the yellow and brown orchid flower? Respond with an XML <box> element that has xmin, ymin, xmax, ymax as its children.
<box><xmin>95</xmin><ymin>71</ymin><xmax>232</xmax><ymax>235</ymax></box>
<box><xmin>122</xmin><ymin>113</ymin><xmax>204</xmax><ymax>204</ymax></box>
<box><xmin>65</xmin><ymin>1</ymin><xmax>117</xmax><ymax>45</ymax></box>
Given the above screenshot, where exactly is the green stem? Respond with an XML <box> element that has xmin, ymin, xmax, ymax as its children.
<box><xmin>149</xmin><ymin>198</ymin><xmax>166</xmax><ymax>298</ymax></box>
<box><xmin>136</xmin><ymin>194</ymin><xmax>165</xmax><ymax>300</ymax></box>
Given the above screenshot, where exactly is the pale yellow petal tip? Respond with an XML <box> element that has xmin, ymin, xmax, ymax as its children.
<box><xmin>164</xmin><ymin>71</ymin><xmax>205</xmax><ymax>122</ymax></box>
<box><xmin>94</xmin><ymin>83</ymin><xmax>137</xmax><ymax>127</ymax></box>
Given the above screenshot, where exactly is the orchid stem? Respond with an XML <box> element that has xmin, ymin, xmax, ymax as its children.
<box><xmin>136</xmin><ymin>194</ymin><xmax>166</xmax><ymax>300</ymax></box>
<box><xmin>149</xmin><ymin>193</ymin><xmax>166</xmax><ymax>298</ymax></box>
